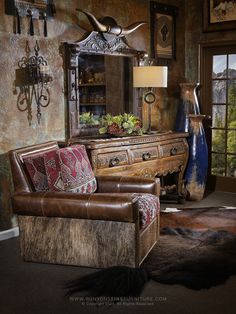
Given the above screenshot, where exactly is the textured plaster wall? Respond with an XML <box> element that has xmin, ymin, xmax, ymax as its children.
<box><xmin>0</xmin><ymin>0</ymin><xmax>185</xmax><ymax>231</ymax></box>
<box><xmin>185</xmin><ymin>0</ymin><xmax>236</xmax><ymax>85</ymax></box>
<box><xmin>0</xmin><ymin>0</ymin><xmax>84</xmax><ymax>230</ymax></box>
<box><xmin>154</xmin><ymin>0</ymin><xmax>185</xmax><ymax>131</ymax></box>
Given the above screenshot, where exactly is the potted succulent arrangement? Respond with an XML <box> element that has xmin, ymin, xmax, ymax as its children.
<box><xmin>79</xmin><ymin>112</ymin><xmax>100</xmax><ymax>126</ymax></box>
<box><xmin>79</xmin><ymin>112</ymin><xmax>100</xmax><ymax>136</ymax></box>
<box><xmin>98</xmin><ymin>113</ymin><xmax>143</xmax><ymax>137</ymax></box>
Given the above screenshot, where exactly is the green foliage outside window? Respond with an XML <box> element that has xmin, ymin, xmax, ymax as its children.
<box><xmin>211</xmin><ymin>82</ymin><xmax>236</xmax><ymax>177</ymax></box>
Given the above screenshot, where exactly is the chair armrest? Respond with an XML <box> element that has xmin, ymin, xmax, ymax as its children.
<box><xmin>96</xmin><ymin>176</ymin><xmax>160</xmax><ymax>196</ymax></box>
<box><xmin>12</xmin><ymin>191</ymin><xmax>139</xmax><ymax>223</ymax></box>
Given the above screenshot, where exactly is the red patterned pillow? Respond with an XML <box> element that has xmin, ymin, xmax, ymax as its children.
<box><xmin>57</xmin><ymin>145</ymin><xmax>97</xmax><ymax>193</ymax></box>
<box><xmin>43</xmin><ymin>150</ymin><xmax>64</xmax><ymax>191</ymax></box>
<box><xmin>23</xmin><ymin>155</ymin><xmax>49</xmax><ymax>191</ymax></box>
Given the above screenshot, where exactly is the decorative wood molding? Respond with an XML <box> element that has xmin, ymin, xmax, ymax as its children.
<box><xmin>73</xmin><ymin>31</ymin><xmax>138</xmax><ymax>56</ymax></box>
<box><xmin>72</xmin><ymin>133</ymin><xmax>189</xmax><ymax>202</ymax></box>
<box><xmin>97</xmin><ymin>152</ymin><xmax>128</xmax><ymax>168</ymax></box>
<box><xmin>64</xmin><ymin>23</ymin><xmax>146</xmax><ymax>139</ymax></box>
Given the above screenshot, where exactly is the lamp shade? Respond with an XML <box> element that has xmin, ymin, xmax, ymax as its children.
<box><xmin>133</xmin><ymin>66</ymin><xmax>168</xmax><ymax>88</ymax></box>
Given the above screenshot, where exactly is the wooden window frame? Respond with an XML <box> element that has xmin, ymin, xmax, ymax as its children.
<box><xmin>199</xmin><ymin>40</ymin><xmax>236</xmax><ymax>192</ymax></box>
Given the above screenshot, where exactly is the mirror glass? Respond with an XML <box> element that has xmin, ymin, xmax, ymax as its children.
<box><xmin>78</xmin><ymin>53</ymin><xmax>133</xmax><ymax>119</ymax></box>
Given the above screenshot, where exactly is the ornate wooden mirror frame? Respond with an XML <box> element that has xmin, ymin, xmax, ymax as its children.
<box><xmin>64</xmin><ymin>27</ymin><xmax>146</xmax><ymax>140</ymax></box>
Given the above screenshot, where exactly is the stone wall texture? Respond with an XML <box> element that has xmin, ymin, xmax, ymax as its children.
<box><xmin>1</xmin><ymin>0</ymin><xmax>232</xmax><ymax>231</ymax></box>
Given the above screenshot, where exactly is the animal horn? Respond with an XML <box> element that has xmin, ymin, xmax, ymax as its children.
<box><xmin>120</xmin><ymin>21</ymin><xmax>147</xmax><ymax>36</ymax></box>
<box><xmin>76</xmin><ymin>9</ymin><xmax>107</xmax><ymax>32</ymax></box>
<box><xmin>108</xmin><ymin>25</ymin><xmax>123</xmax><ymax>36</ymax></box>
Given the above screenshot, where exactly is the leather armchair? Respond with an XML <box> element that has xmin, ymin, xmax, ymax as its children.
<box><xmin>9</xmin><ymin>141</ymin><xmax>160</xmax><ymax>268</ymax></box>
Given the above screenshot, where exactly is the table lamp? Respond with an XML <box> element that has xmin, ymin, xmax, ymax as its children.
<box><xmin>133</xmin><ymin>66</ymin><xmax>168</xmax><ymax>133</ymax></box>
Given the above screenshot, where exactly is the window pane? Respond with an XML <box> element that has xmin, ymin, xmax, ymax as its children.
<box><xmin>227</xmin><ymin>130</ymin><xmax>236</xmax><ymax>153</ymax></box>
<box><xmin>212</xmin><ymin>55</ymin><xmax>227</xmax><ymax>78</ymax></box>
<box><xmin>228</xmin><ymin>105</ymin><xmax>236</xmax><ymax>127</ymax></box>
<box><xmin>212</xmin><ymin>129</ymin><xmax>225</xmax><ymax>153</ymax></box>
<box><xmin>212</xmin><ymin>105</ymin><xmax>226</xmax><ymax>128</ymax></box>
<box><xmin>228</xmin><ymin>80</ymin><xmax>236</xmax><ymax>105</ymax></box>
<box><xmin>228</xmin><ymin>54</ymin><xmax>236</xmax><ymax>78</ymax></box>
<box><xmin>211</xmin><ymin>153</ymin><xmax>225</xmax><ymax>176</ymax></box>
<box><xmin>227</xmin><ymin>155</ymin><xmax>236</xmax><ymax>177</ymax></box>
<box><xmin>212</xmin><ymin>80</ymin><xmax>226</xmax><ymax>103</ymax></box>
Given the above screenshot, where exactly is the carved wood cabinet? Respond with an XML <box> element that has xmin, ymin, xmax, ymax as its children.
<box><xmin>64</xmin><ymin>37</ymin><xmax>139</xmax><ymax>139</ymax></box>
<box><xmin>70</xmin><ymin>132</ymin><xmax>189</xmax><ymax>201</ymax></box>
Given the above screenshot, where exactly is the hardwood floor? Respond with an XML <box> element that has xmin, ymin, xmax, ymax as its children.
<box><xmin>160</xmin><ymin>190</ymin><xmax>236</xmax><ymax>233</ymax></box>
<box><xmin>160</xmin><ymin>190</ymin><xmax>236</xmax><ymax>210</ymax></box>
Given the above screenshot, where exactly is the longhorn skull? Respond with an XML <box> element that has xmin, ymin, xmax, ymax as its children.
<box><xmin>76</xmin><ymin>9</ymin><xmax>146</xmax><ymax>37</ymax></box>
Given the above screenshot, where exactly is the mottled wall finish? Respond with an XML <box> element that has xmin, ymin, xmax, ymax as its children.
<box><xmin>0</xmin><ymin>1</ymin><xmax>84</xmax><ymax>230</ymax></box>
<box><xmin>155</xmin><ymin>0</ymin><xmax>185</xmax><ymax>131</ymax></box>
<box><xmin>185</xmin><ymin>0</ymin><xmax>236</xmax><ymax>84</ymax></box>
<box><xmin>0</xmin><ymin>0</ymin><xmax>185</xmax><ymax>231</ymax></box>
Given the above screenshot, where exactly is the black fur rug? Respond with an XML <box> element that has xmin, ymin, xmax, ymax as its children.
<box><xmin>65</xmin><ymin>227</ymin><xmax>236</xmax><ymax>297</ymax></box>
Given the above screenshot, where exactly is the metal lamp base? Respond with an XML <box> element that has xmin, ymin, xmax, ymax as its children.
<box><xmin>144</xmin><ymin>89</ymin><xmax>156</xmax><ymax>134</ymax></box>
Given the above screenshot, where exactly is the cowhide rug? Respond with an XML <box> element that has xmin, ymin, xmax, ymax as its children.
<box><xmin>65</xmin><ymin>224</ymin><xmax>236</xmax><ymax>297</ymax></box>
<box><xmin>160</xmin><ymin>206</ymin><xmax>236</xmax><ymax>233</ymax></box>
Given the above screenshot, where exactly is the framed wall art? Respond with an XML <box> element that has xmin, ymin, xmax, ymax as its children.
<box><xmin>203</xmin><ymin>0</ymin><xmax>236</xmax><ymax>32</ymax></box>
<box><xmin>150</xmin><ymin>1</ymin><xmax>178</xmax><ymax>60</ymax></box>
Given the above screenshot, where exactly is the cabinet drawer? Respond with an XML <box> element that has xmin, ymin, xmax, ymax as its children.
<box><xmin>97</xmin><ymin>151</ymin><xmax>129</xmax><ymax>168</ymax></box>
<box><xmin>131</xmin><ymin>147</ymin><xmax>158</xmax><ymax>163</ymax></box>
<box><xmin>159</xmin><ymin>142</ymin><xmax>185</xmax><ymax>157</ymax></box>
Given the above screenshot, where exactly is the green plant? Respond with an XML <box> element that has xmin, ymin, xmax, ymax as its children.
<box><xmin>79</xmin><ymin>112</ymin><xmax>100</xmax><ymax>125</ymax></box>
<box><xmin>99</xmin><ymin>113</ymin><xmax>143</xmax><ymax>136</ymax></box>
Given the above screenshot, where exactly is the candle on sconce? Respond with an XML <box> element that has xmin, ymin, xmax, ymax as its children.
<box><xmin>40</xmin><ymin>65</ymin><xmax>49</xmax><ymax>76</ymax></box>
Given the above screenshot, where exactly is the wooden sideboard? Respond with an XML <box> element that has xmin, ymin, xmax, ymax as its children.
<box><xmin>70</xmin><ymin>131</ymin><xmax>189</xmax><ymax>202</ymax></box>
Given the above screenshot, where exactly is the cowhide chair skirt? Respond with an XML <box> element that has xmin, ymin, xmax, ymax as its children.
<box><xmin>9</xmin><ymin>141</ymin><xmax>160</xmax><ymax>268</ymax></box>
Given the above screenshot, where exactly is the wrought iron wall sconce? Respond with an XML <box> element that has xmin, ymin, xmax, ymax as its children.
<box><xmin>5</xmin><ymin>0</ymin><xmax>56</xmax><ymax>36</ymax></box>
<box><xmin>14</xmin><ymin>40</ymin><xmax>53</xmax><ymax>125</ymax></box>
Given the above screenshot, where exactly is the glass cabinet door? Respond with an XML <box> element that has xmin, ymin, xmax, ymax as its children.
<box><xmin>78</xmin><ymin>53</ymin><xmax>133</xmax><ymax>118</ymax></box>
<box><xmin>78</xmin><ymin>54</ymin><xmax>106</xmax><ymax>118</ymax></box>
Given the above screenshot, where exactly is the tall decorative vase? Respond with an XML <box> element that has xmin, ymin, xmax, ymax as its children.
<box><xmin>185</xmin><ymin>114</ymin><xmax>208</xmax><ymax>201</ymax></box>
<box><xmin>175</xmin><ymin>83</ymin><xmax>200</xmax><ymax>132</ymax></box>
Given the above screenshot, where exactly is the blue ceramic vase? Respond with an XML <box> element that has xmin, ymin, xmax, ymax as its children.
<box><xmin>185</xmin><ymin>114</ymin><xmax>208</xmax><ymax>201</ymax></box>
<box><xmin>175</xmin><ymin>83</ymin><xmax>200</xmax><ymax>132</ymax></box>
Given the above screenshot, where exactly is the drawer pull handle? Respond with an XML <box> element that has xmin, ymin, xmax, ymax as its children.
<box><xmin>170</xmin><ymin>147</ymin><xmax>178</xmax><ymax>155</ymax></box>
<box><xmin>109</xmin><ymin>157</ymin><xmax>120</xmax><ymax>167</ymax></box>
<box><xmin>142</xmin><ymin>152</ymin><xmax>151</xmax><ymax>161</ymax></box>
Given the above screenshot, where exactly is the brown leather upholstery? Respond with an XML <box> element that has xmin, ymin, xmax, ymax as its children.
<box><xmin>9</xmin><ymin>141</ymin><xmax>160</xmax><ymax>267</ymax></box>
<box><xmin>96</xmin><ymin>175</ymin><xmax>160</xmax><ymax>195</ymax></box>
<box><xmin>9</xmin><ymin>141</ymin><xmax>160</xmax><ymax>222</ymax></box>
<box><xmin>12</xmin><ymin>192</ymin><xmax>138</xmax><ymax>222</ymax></box>
<box><xmin>9</xmin><ymin>141</ymin><xmax>58</xmax><ymax>193</ymax></box>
